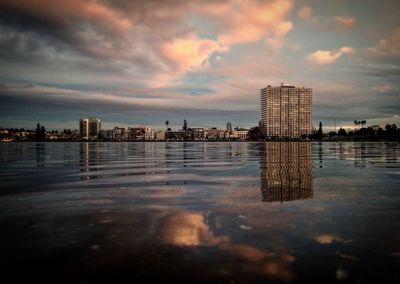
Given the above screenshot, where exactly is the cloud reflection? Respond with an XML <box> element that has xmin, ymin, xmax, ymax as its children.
<box><xmin>161</xmin><ymin>211</ymin><xmax>295</xmax><ymax>280</ymax></box>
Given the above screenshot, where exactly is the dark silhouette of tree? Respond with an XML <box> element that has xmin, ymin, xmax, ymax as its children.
<box><xmin>354</xmin><ymin>120</ymin><xmax>366</xmax><ymax>128</ymax></box>
<box><xmin>318</xmin><ymin>121</ymin><xmax>323</xmax><ymax>139</ymax></box>
<box><xmin>40</xmin><ymin>126</ymin><xmax>46</xmax><ymax>139</ymax></box>
<box><xmin>338</xmin><ymin>128</ymin><xmax>347</xmax><ymax>136</ymax></box>
<box><xmin>165</xmin><ymin>120</ymin><xmax>169</xmax><ymax>130</ymax></box>
<box><xmin>385</xmin><ymin>124</ymin><xmax>397</xmax><ymax>135</ymax></box>
<box><xmin>247</xmin><ymin>126</ymin><xmax>264</xmax><ymax>140</ymax></box>
<box><xmin>35</xmin><ymin>122</ymin><xmax>46</xmax><ymax>140</ymax></box>
<box><xmin>35</xmin><ymin>122</ymin><xmax>41</xmax><ymax>140</ymax></box>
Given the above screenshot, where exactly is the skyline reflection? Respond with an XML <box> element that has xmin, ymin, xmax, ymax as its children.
<box><xmin>260</xmin><ymin>142</ymin><xmax>313</xmax><ymax>203</ymax></box>
<box><xmin>1</xmin><ymin>142</ymin><xmax>400</xmax><ymax>283</ymax></box>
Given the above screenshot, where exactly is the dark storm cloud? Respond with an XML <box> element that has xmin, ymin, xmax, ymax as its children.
<box><xmin>0</xmin><ymin>0</ymin><xmax>183</xmax><ymax>72</ymax></box>
<box><xmin>359</xmin><ymin>64</ymin><xmax>400</xmax><ymax>79</ymax></box>
<box><xmin>0</xmin><ymin>82</ymin><xmax>256</xmax><ymax>129</ymax></box>
<box><xmin>312</xmin><ymin>86</ymin><xmax>400</xmax><ymax>123</ymax></box>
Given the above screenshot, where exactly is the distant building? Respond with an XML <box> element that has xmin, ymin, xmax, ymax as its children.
<box><xmin>113</xmin><ymin>127</ymin><xmax>127</xmax><ymax>141</ymax></box>
<box><xmin>144</xmin><ymin>127</ymin><xmax>155</xmax><ymax>141</ymax></box>
<box><xmin>154</xmin><ymin>130</ymin><xmax>166</xmax><ymax>141</ymax></box>
<box><xmin>191</xmin><ymin>128</ymin><xmax>206</xmax><ymax>141</ymax></box>
<box><xmin>226</xmin><ymin>122</ymin><xmax>232</xmax><ymax>131</ymax></box>
<box><xmin>79</xmin><ymin>117</ymin><xmax>101</xmax><ymax>140</ymax></box>
<box><xmin>205</xmin><ymin>128</ymin><xmax>224</xmax><ymax>140</ymax></box>
<box><xmin>101</xmin><ymin>129</ymin><xmax>113</xmax><ymax>141</ymax></box>
<box><xmin>233</xmin><ymin>128</ymin><xmax>249</xmax><ymax>140</ymax></box>
<box><xmin>260</xmin><ymin>83</ymin><xmax>312</xmax><ymax>138</ymax></box>
<box><xmin>128</xmin><ymin>127</ymin><xmax>145</xmax><ymax>141</ymax></box>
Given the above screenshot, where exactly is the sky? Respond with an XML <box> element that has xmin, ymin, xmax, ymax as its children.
<box><xmin>0</xmin><ymin>0</ymin><xmax>399</xmax><ymax>131</ymax></box>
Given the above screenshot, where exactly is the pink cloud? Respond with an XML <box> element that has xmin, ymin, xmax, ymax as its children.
<box><xmin>161</xmin><ymin>34</ymin><xmax>224</xmax><ymax>71</ymax></box>
<box><xmin>306</xmin><ymin>46</ymin><xmax>354</xmax><ymax>65</ymax></box>
<box><xmin>307</xmin><ymin>50</ymin><xmax>342</xmax><ymax>65</ymax></box>
<box><xmin>212</xmin><ymin>0</ymin><xmax>294</xmax><ymax>46</ymax></box>
<box><xmin>298</xmin><ymin>6</ymin><xmax>313</xmax><ymax>20</ymax></box>
<box><xmin>335</xmin><ymin>16</ymin><xmax>357</xmax><ymax>30</ymax></box>
<box><xmin>339</xmin><ymin>46</ymin><xmax>355</xmax><ymax>54</ymax></box>
<box><xmin>0</xmin><ymin>0</ymin><xmax>296</xmax><ymax>85</ymax></box>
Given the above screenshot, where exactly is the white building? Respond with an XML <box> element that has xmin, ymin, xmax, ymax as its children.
<box><xmin>79</xmin><ymin>117</ymin><xmax>101</xmax><ymax>140</ymax></box>
<box><xmin>261</xmin><ymin>84</ymin><xmax>312</xmax><ymax>138</ymax></box>
<box><xmin>144</xmin><ymin>127</ymin><xmax>155</xmax><ymax>141</ymax></box>
<box><xmin>233</xmin><ymin>129</ymin><xmax>249</xmax><ymax>140</ymax></box>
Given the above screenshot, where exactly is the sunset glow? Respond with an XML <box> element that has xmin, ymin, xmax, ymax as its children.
<box><xmin>0</xmin><ymin>0</ymin><xmax>399</xmax><ymax>129</ymax></box>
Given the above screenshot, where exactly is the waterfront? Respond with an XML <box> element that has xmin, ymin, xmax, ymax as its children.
<box><xmin>0</xmin><ymin>142</ymin><xmax>399</xmax><ymax>283</ymax></box>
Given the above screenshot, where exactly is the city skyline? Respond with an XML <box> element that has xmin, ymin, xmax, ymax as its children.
<box><xmin>0</xmin><ymin>0</ymin><xmax>399</xmax><ymax>130</ymax></box>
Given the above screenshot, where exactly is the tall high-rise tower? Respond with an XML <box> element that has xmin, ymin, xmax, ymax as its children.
<box><xmin>260</xmin><ymin>83</ymin><xmax>312</xmax><ymax>138</ymax></box>
<box><xmin>79</xmin><ymin>117</ymin><xmax>101</xmax><ymax>140</ymax></box>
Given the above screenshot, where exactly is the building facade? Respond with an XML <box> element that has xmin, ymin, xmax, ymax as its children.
<box><xmin>113</xmin><ymin>127</ymin><xmax>128</xmax><ymax>141</ymax></box>
<box><xmin>260</xmin><ymin>84</ymin><xmax>312</xmax><ymax>138</ymax></box>
<box><xmin>233</xmin><ymin>129</ymin><xmax>249</xmax><ymax>141</ymax></box>
<box><xmin>79</xmin><ymin>117</ymin><xmax>101</xmax><ymax>140</ymax></box>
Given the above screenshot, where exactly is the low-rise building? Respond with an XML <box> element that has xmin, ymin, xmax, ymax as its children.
<box><xmin>191</xmin><ymin>128</ymin><xmax>206</xmax><ymax>141</ymax></box>
<box><xmin>128</xmin><ymin>127</ymin><xmax>145</xmax><ymax>141</ymax></box>
<box><xmin>233</xmin><ymin>128</ymin><xmax>249</xmax><ymax>141</ymax></box>
<box><xmin>113</xmin><ymin>127</ymin><xmax>128</xmax><ymax>141</ymax></box>
<box><xmin>154</xmin><ymin>130</ymin><xmax>166</xmax><ymax>141</ymax></box>
<box><xmin>205</xmin><ymin>128</ymin><xmax>225</xmax><ymax>140</ymax></box>
<box><xmin>144</xmin><ymin>127</ymin><xmax>155</xmax><ymax>141</ymax></box>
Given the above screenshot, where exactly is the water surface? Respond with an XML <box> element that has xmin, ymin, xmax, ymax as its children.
<box><xmin>0</xmin><ymin>142</ymin><xmax>399</xmax><ymax>283</ymax></box>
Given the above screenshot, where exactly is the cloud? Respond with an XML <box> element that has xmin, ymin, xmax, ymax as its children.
<box><xmin>161</xmin><ymin>34</ymin><xmax>224</xmax><ymax>71</ymax></box>
<box><xmin>0</xmin><ymin>81</ymin><xmax>261</xmax><ymax>129</ymax></box>
<box><xmin>160</xmin><ymin>210</ymin><xmax>295</xmax><ymax>280</ymax></box>
<box><xmin>368</xmin><ymin>28</ymin><xmax>400</xmax><ymax>58</ymax></box>
<box><xmin>339</xmin><ymin>46</ymin><xmax>355</xmax><ymax>54</ymax></box>
<box><xmin>373</xmin><ymin>84</ymin><xmax>400</xmax><ymax>93</ymax></box>
<box><xmin>306</xmin><ymin>46</ymin><xmax>354</xmax><ymax>65</ymax></box>
<box><xmin>0</xmin><ymin>0</ymin><xmax>294</xmax><ymax>78</ymax></box>
<box><xmin>361</xmin><ymin>28</ymin><xmax>400</xmax><ymax>80</ymax></box>
<box><xmin>298</xmin><ymin>6</ymin><xmax>313</xmax><ymax>20</ymax></box>
<box><xmin>0</xmin><ymin>0</ymin><xmax>397</xmax><ymax>130</ymax></box>
<box><xmin>305</xmin><ymin>79</ymin><xmax>400</xmax><ymax>125</ymax></box>
<box><xmin>335</xmin><ymin>16</ymin><xmax>357</xmax><ymax>30</ymax></box>
<box><xmin>314</xmin><ymin>234</ymin><xmax>346</xmax><ymax>244</ymax></box>
<box><xmin>211</xmin><ymin>0</ymin><xmax>294</xmax><ymax>46</ymax></box>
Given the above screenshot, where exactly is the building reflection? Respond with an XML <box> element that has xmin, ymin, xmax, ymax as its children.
<box><xmin>35</xmin><ymin>142</ymin><xmax>45</xmax><ymax>167</ymax></box>
<box><xmin>79</xmin><ymin>142</ymin><xmax>102</xmax><ymax>179</ymax></box>
<box><xmin>260</xmin><ymin>142</ymin><xmax>313</xmax><ymax>203</ymax></box>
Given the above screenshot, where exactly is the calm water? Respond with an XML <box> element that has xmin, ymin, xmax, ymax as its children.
<box><xmin>0</xmin><ymin>142</ymin><xmax>399</xmax><ymax>283</ymax></box>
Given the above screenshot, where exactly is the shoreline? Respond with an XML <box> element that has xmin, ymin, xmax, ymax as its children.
<box><xmin>1</xmin><ymin>139</ymin><xmax>399</xmax><ymax>143</ymax></box>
